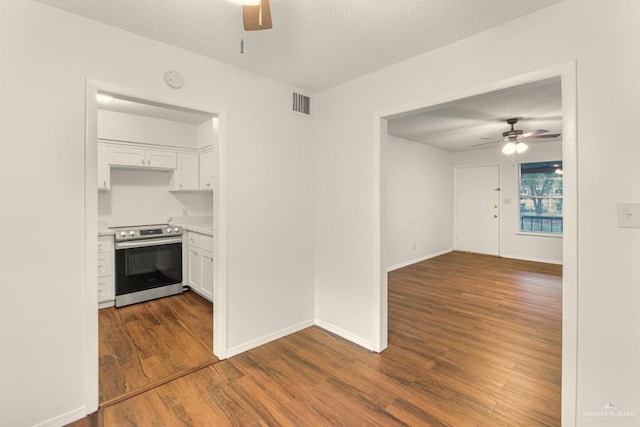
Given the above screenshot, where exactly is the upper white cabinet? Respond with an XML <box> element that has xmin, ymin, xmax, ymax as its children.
<box><xmin>171</xmin><ymin>153</ymin><xmax>200</xmax><ymax>191</ymax></box>
<box><xmin>97</xmin><ymin>142</ymin><xmax>212</xmax><ymax>192</ymax></box>
<box><xmin>199</xmin><ymin>149</ymin><xmax>214</xmax><ymax>190</ymax></box>
<box><xmin>110</xmin><ymin>145</ymin><xmax>176</xmax><ymax>169</ymax></box>
<box><xmin>97</xmin><ymin>144</ymin><xmax>111</xmax><ymax>190</ymax></box>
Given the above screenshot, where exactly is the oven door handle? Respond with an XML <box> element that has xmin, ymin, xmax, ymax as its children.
<box><xmin>115</xmin><ymin>236</ymin><xmax>183</xmax><ymax>249</ymax></box>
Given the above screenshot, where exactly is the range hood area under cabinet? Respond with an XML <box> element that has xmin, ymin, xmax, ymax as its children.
<box><xmin>98</xmin><ymin>141</ymin><xmax>213</xmax><ymax>192</ymax></box>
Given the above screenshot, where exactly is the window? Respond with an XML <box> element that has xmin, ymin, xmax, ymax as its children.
<box><xmin>519</xmin><ymin>161</ymin><xmax>563</xmax><ymax>234</ymax></box>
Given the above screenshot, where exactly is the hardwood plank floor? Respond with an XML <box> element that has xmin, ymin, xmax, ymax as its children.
<box><xmin>99</xmin><ymin>290</ymin><xmax>216</xmax><ymax>404</ymax></box>
<box><xmin>72</xmin><ymin>252</ymin><xmax>561</xmax><ymax>426</ymax></box>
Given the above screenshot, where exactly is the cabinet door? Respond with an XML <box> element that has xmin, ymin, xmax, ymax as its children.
<box><xmin>200</xmin><ymin>250</ymin><xmax>214</xmax><ymax>302</ymax></box>
<box><xmin>110</xmin><ymin>146</ymin><xmax>146</xmax><ymax>167</ymax></box>
<box><xmin>199</xmin><ymin>150</ymin><xmax>214</xmax><ymax>190</ymax></box>
<box><xmin>97</xmin><ymin>144</ymin><xmax>111</xmax><ymax>190</ymax></box>
<box><xmin>146</xmin><ymin>149</ymin><xmax>177</xmax><ymax>169</ymax></box>
<box><xmin>188</xmin><ymin>248</ymin><xmax>201</xmax><ymax>290</ymax></box>
<box><xmin>174</xmin><ymin>153</ymin><xmax>199</xmax><ymax>190</ymax></box>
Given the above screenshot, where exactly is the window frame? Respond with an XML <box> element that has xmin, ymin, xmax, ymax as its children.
<box><xmin>518</xmin><ymin>160</ymin><xmax>564</xmax><ymax>236</ymax></box>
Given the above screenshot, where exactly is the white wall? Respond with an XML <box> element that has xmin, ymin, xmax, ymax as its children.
<box><xmin>453</xmin><ymin>142</ymin><xmax>563</xmax><ymax>264</ymax></box>
<box><xmin>0</xmin><ymin>1</ymin><xmax>314</xmax><ymax>426</ymax></box>
<box><xmin>98</xmin><ymin>169</ymin><xmax>213</xmax><ymax>227</ymax></box>
<box><xmin>98</xmin><ymin>110</ymin><xmax>199</xmax><ymax>148</ymax></box>
<box><xmin>385</xmin><ymin>135</ymin><xmax>453</xmax><ymax>270</ymax></box>
<box><xmin>314</xmin><ymin>0</ymin><xmax>640</xmax><ymax>424</ymax></box>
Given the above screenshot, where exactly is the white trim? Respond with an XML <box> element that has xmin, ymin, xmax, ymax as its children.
<box><xmin>373</xmin><ymin>61</ymin><xmax>578</xmax><ymax>426</ymax></box>
<box><xmin>387</xmin><ymin>249</ymin><xmax>453</xmax><ymax>272</ymax></box>
<box><xmin>83</xmin><ymin>79</ymin><xmax>230</xmax><ymax>418</ymax></box>
<box><xmin>315</xmin><ymin>319</ymin><xmax>374</xmax><ymax>351</ymax></box>
<box><xmin>225</xmin><ymin>319</ymin><xmax>315</xmax><ymax>358</ymax></box>
<box><xmin>515</xmin><ymin>231</ymin><xmax>563</xmax><ymax>238</ymax></box>
<box><xmin>500</xmin><ymin>253</ymin><xmax>563</xmax><ymax>265</ymax></box>
<box><xmin>34</xmin><ymin>406</ymin><xmax>87</xmax><ymax>427</ymax></box>
<box><xmin>83</xmin><ymin>80</ymin><xmax>99</xmax><ymax>415</ymax></box>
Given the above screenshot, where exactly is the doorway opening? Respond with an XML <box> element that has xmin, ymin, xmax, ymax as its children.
<box><xmin>84</xmin><ymin>80</ymin><xmax>228</xmax><ymax>413</ymax></box>
<box><xmin>374</xmin><ymin>63</ymin><xmax>577</xmax><ymax>422</ymax></box>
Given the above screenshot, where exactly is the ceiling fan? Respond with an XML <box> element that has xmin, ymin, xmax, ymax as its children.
<box><xmin>472</xmin><ymin>117</ymin><xmax>561</xmax><ymax>154</ymax></box>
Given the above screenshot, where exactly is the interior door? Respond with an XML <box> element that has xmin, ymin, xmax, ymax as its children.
<box><xmin>455</xmin><ymin>165</ymin><xmax>500</xmax><ymax>255</ymax></box>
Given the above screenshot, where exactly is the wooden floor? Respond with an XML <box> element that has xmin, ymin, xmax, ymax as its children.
<box><xmin>99</xmin><ymin>290</ymin><xmax>216</xmax><ymax>405</ymax></box>
<box><xmin>72</xmin><ymin>252</ymin><xmax>562</xmax><ymax>426</ymax></box>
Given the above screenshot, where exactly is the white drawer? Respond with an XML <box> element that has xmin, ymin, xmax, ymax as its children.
<box><xmin>187</xmin><ymin>232</ymin><xmax>213</xmax><ymax>252</ymax></box>
<box><xmin>98</xmin><ymin>252</ymin><xmax>113</xmax><ymax>277</ymax></box>
<box><xmin>98</xmin><ymin>236</ymin><xmax>114</xmax><ymax>253</ymax></box>
<box><xmin>186</xmin><ymin>232</ymin><xmax>200</xmax><ymax>248</ymax></box>
<box><xmin>98</xmin><ymin>276</ymin><xmax>114</xmax><ymax>303</ymax></box>
<box><xmin>199</xmin><ymin>234</ymin><xmax>213</xmax><ymax>252</ymax></box>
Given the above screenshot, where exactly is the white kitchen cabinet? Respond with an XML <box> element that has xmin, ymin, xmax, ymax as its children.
<box><xmin>98</xmin><ymin>235</ymin><xmax>115</xmax><ymax>307</ymax></box>
<box><xmin>199</xmin><ymin>150</ymin><xmax>214</xmax><ymax>190</ymax></box>
<box><xmin>171</xmin><ymin>153</ymin><xmax>200</xmax><ymax>190</ymax></box>
<box><xmin>186</xmin><ymin>231</ymin><xmax>214</xmax><ymax>302</ymax></box>
<box><xmin>97</xmin><ymin>144</ymin><xmax>111</xmax><ymax>190</ymax></box>
<box><xmin>110</xmin><ymin>145</ymin><xmax>177</xmax><ymax>169</ymax></box>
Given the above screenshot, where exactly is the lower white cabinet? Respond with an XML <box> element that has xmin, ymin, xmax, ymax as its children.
<box><xmin>186</xmin><ymin>231</ymin><xmax>214</xmax><ymax>302</ymax></box>
<box><xmin>98</xmin><ymin>235</ymin><xmax>115</xmax><ymax>307</ymax></box>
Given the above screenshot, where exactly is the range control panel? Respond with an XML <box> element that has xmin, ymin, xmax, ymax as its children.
<box><xmin>112</xmin><ymin>224</ymin><xmax>182</xmax><ymax>241</ymax></box>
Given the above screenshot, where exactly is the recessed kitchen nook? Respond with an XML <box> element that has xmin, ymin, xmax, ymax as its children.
<box><xmin>95</xmin><ymin>93</ymin><xmax>217</xmax><ymax>404</ymax></box>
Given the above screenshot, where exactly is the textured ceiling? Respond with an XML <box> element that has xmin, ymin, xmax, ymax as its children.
<box><xmin>33</xmin><ymin>0</ymin><xmax>563</xmax><ymax>92</ymax></box>
<box><xmin>387</xmin><ymin>77</ymin><xmax>562</xmax><ymax>152</ymax></box>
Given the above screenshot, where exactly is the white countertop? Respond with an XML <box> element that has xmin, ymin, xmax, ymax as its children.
<box><xmin>177</xmin><ymin>224</ymin><xmax>213</xmax><ymax>236</ymax></box>
<box><xmin>169</xmin><ymin>215</ymin><xmax>213</xmax><ymax>237</ymax></box>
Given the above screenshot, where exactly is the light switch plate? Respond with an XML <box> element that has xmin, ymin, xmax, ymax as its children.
<box><xmin>617</xmin><ymin>203</ymin><xmax>640</xmax><ymax>228</ymax></box>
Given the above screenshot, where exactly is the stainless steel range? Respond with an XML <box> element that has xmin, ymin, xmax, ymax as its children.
<box><xmin>112</xmin><ymin>224</ymin><xmax>183</xmax><ymax>307</ymax></box>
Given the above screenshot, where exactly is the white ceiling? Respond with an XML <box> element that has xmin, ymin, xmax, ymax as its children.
<box><xmin>387</xmin><ymin>77</ymin><xmax>562</xmax><ymax>152</ymax></box>
<box><xmin>33</xmin><ymin>0</ymin><xmax>563</xmax><ymax>92</ymax></box>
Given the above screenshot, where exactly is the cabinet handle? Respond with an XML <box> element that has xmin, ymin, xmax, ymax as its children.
<box><xmin>142</xmin><ymin>159</ymin><xmax>145</xmax><ymax>165</ymax></box>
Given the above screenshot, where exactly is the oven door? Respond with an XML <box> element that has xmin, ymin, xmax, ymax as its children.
<box><xmin>114</xmin><ymin>236</ymin><xmax>183</xmax><ymax>306</ymax></box>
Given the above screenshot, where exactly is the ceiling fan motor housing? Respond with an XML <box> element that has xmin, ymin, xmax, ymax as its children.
<box><xmin>503</xmin><ymin>117</ymin><xmax>523</xmax><ymax>139</ymax></box>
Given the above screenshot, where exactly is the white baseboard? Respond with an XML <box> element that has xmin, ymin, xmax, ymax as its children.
<box><xmin>387</xmin><ymin>248</ymin><xmax>453</xmax><ymax>272</ymax></box>
<box><xmin>34</xmin><ymin>406</ymin><xmax>87</xmax><ymax>427</ymax></box>
<box><xmin>314</xmin><ymin>319</ymin><xmax>374</xmax><ymax>351</ymax></box>
<box><xmin>225</xmin><ymin>319</ymin><xmax>315</xmax><ymax>358</ymax></box>
<box><xmin>500</xmin><ymin>253</ymin><xmax>563</xmax><ymax>265</ymax></box>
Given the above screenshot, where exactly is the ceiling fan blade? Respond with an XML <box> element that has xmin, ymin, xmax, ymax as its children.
<box><xmin>526</xmin><ymin>133</ymin><xmax>562</xmax><ymax>139</ymax></box>
<box><xmin>471</xmin><ymin>140</ymin><xmax>501</xmax><ymax>148</ymax></box>
<box><xmin>243</xmin><ymin>0</ymin><xmax>273</xmax><ymax>31</ymax></box>
<box><xmin>521</xmin><ymin>129</ymin><xmax>549</xmax><ymax>138</ymax></box>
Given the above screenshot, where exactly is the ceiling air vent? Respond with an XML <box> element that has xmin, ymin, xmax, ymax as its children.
<box><xmin>292</xmin><ymin>92</ymin><xmax>311</xmax><ymax>115</ymax></box>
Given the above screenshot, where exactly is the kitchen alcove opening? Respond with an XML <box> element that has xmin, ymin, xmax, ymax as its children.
<box><xmin>86</xmin><ymin>83</ymin><xmax>226</xmax><ymax>410</ymax></box>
